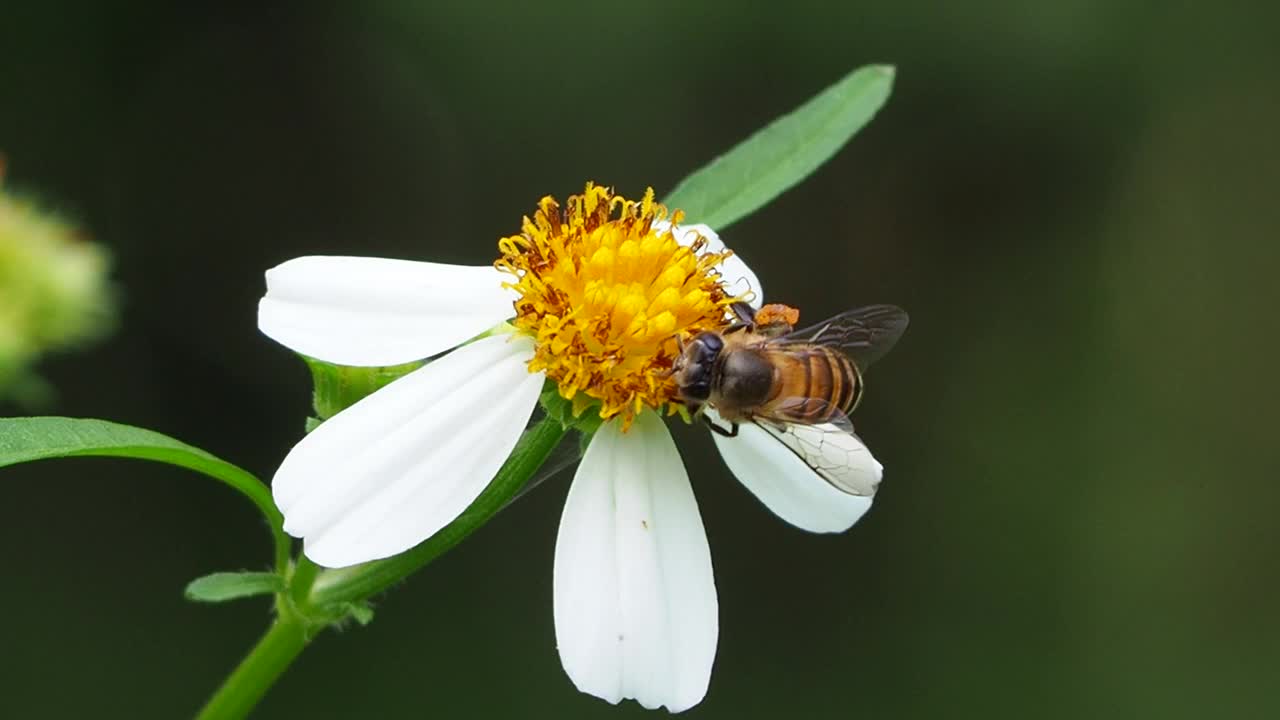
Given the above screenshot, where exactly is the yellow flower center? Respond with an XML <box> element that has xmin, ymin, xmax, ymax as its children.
<box><xmin>496</xmin><ymin>183</ymin><xmax>741</xmax><ymax>426</ymax></box>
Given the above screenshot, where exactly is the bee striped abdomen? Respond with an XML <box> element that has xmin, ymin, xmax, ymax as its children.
<box><xmin>767</xmin><ymin>346</ymin><xmax>861</xmax><ymax>423</ymax></box>
<box><xmin>830</xmin><ymin>348</ymin><xmax>861</xmax><ymax>414</ymax></box>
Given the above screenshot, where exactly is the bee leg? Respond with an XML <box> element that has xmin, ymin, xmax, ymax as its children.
<box><xmin>702</xmin><ymin>415</ymin><xmax>740</xmax><ymax>438</ymax></box>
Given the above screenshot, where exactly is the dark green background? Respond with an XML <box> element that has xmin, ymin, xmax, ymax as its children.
<box><xmin>3</xmin><ymin>2</ymin><xmax>1277</xmax><ymax>718</ymax></box>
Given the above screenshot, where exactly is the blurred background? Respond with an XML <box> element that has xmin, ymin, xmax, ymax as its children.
<box><xmin>2</xmin><ymin>1</ymin><xmax>1277</xmax><ymax>718</ymax></box>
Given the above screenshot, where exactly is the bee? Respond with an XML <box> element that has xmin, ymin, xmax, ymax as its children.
<box><xmin>672</xmin><ymin>301</ymin><xmax>908</xmax><ymax>496</ymax></box>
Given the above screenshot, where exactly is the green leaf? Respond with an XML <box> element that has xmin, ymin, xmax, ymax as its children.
<box><xmin>304</xmin><ymin>358</ymin><xmax>422</xmax><ymax>422</ymax></box>
<box><xmin>185</xmin><ymin>571</ymin><xmax>285</xmax><ymax>603</ymax></box>
<box><xmin>664</xmin><ymin>64</ymin><xmax>895</xmax><ymax>230</ymax></box>
<box><xmin>0</xmin><ymin>417</ymin><xmax>290</xmax><ymax>572</ymax></box>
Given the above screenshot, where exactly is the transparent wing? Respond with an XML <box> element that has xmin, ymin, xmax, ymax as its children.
<box><xmin>771</xmin><ymin>304</ymin><xmax>909</xmax><ymax>368</ymax></box>
<box><xmin>767</xmin><ymin>396</ymin><xmax>856</xmax><ymax>433</ymax></box>
<box><xmin>750</xmin><ymin>416</ymin><xmax>882</xmax><ymax>497</ymax></box>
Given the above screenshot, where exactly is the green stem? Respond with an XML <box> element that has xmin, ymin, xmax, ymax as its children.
<box><xmin>196</xmin><ymin>416</ymin><xmax>568</xmax><ymax>718</ymax></box>
<box><xmin>195</xmin><ymin>612</ymin><xmax>309</xmax><ymax>720</ymax></box>
<box><xmin>289</xmin><ymin>555</ymin><xmax>321</xmax><ymax>605</ymax></box>
<box><xmin>308</xmin><ymin>417</ymin><xmax>566</xmax><ymax>607</ymax></box>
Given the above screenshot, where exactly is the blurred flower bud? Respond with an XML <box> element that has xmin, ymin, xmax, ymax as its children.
<box><xmin>0</xmin><ymin>160</ymin><xmax>115</xmax><ymax>403</ymax></box>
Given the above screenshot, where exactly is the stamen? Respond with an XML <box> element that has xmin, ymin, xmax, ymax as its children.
<box><xmin>496</xmin><ymin>183</ymin><xmax>741</xmax><ymax>427</ymax></box>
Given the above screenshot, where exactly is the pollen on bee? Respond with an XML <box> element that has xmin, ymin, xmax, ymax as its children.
<box><xmin>755</xmin><ymin>303</ymin><xmax>801</xmax><ymax>328</ymax></box>
<box><xmin>495</xmin><ymin>183</ymin><xmax>746</xmax><ymax>426</ymax></box>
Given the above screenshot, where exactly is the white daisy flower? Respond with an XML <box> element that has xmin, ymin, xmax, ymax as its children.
<box><xmin>259</xmin><ymin>183</ymin><xmax>882</xmax><ymax>712</ymax></box>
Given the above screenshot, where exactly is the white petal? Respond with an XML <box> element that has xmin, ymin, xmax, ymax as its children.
<box><xmin>708</xmin><ymin>409</ymin><xmax>877</xmax><ymax>533</ymax></box>
<box><xmin>272</xmin><ymin>334</ymin><xmax>543</xmax><ymax>568</ymax></box>
<box><xmin>656</xmin><ymin>221</ymin><xmax>763</xmax><ymax>309</ymax></box>
<box><xmin>553</xmin><ymin>411</ymin><xmax>718</xmax><ymax>713</ymax></box>
<box><xmin>258</xmin><ymin>255</ymin><xmax>517</xmax><ymax>366</ymax></box>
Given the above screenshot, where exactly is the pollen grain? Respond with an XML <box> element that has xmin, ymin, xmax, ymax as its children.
<box><xmin>496</xmin><ymin>183</ymin><xmax>739</xmax><ymax>426</ymax></box>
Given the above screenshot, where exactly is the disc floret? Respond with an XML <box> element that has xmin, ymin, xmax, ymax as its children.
<box><xmin>497</xmin><ymin>183</ymin><xmax>739</xmax><ymax>426</ymax></box>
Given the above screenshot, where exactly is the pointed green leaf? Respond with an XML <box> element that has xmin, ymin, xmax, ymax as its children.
<box><xmin>665</xmin><ymin>64</ymin><xmax>895</xmax><ymax>230</ymax></box>
<box><xmin>343</xmin><ymin>602</ymin><xmax>375</xmax><ymax>626</ymax></box>
<box><xmin>185</xmin><ymin>571</ymin><xmax>285</xmax><ymax>603</ymax></box>
<box><xmin>0</xmin><ymin>417</ymin><xmax>289</xmax><ymax>571</ymax></box>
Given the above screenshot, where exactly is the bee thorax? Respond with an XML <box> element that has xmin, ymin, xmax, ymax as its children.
<box><xmin>714</xmin><ymin>348</ymin><xmax>777</xmax><ymax>411</ymax></box>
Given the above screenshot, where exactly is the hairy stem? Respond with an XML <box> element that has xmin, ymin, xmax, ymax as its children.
<box><xmin>195</xmin><ymin>416</ymin><xmax>567</xmax><ymax>718</ymax></box>
<box><xmin>195</xmin><ymin>612</ymin><xmax>309</xmax><ymax>720</ymax></box>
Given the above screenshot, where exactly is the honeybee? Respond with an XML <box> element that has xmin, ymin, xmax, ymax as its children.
<box><xmin>672</xmin><ymin>301</ymin><xmax>908</xmax><ymax>496</ymax></box>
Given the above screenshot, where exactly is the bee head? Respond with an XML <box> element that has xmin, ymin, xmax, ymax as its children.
<box><xmin>673</xmin><ymin>331</ymin><xmax>724</xmax><ymax>402</ymax></box>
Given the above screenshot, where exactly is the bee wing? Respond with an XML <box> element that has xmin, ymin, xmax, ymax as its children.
<box><xmin>771</xmin><ymin>304</ymin><xmax>909</xmax><ymax>368</ymax></box>
<box><xmin>750</xmin><ymin>414</ymin><xmax>882</xmax><ymax>497</ymax></box>
<box><xmin>761</xmin><ymin>395</ymin><xmax>859</xmax><ymax>435</ymax></box>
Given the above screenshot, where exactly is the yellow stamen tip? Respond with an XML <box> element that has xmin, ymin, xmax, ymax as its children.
<box><xmin>496</xmin><ymin>183</ymin><xmax>738</xmax><ymax>424</ymax></box>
